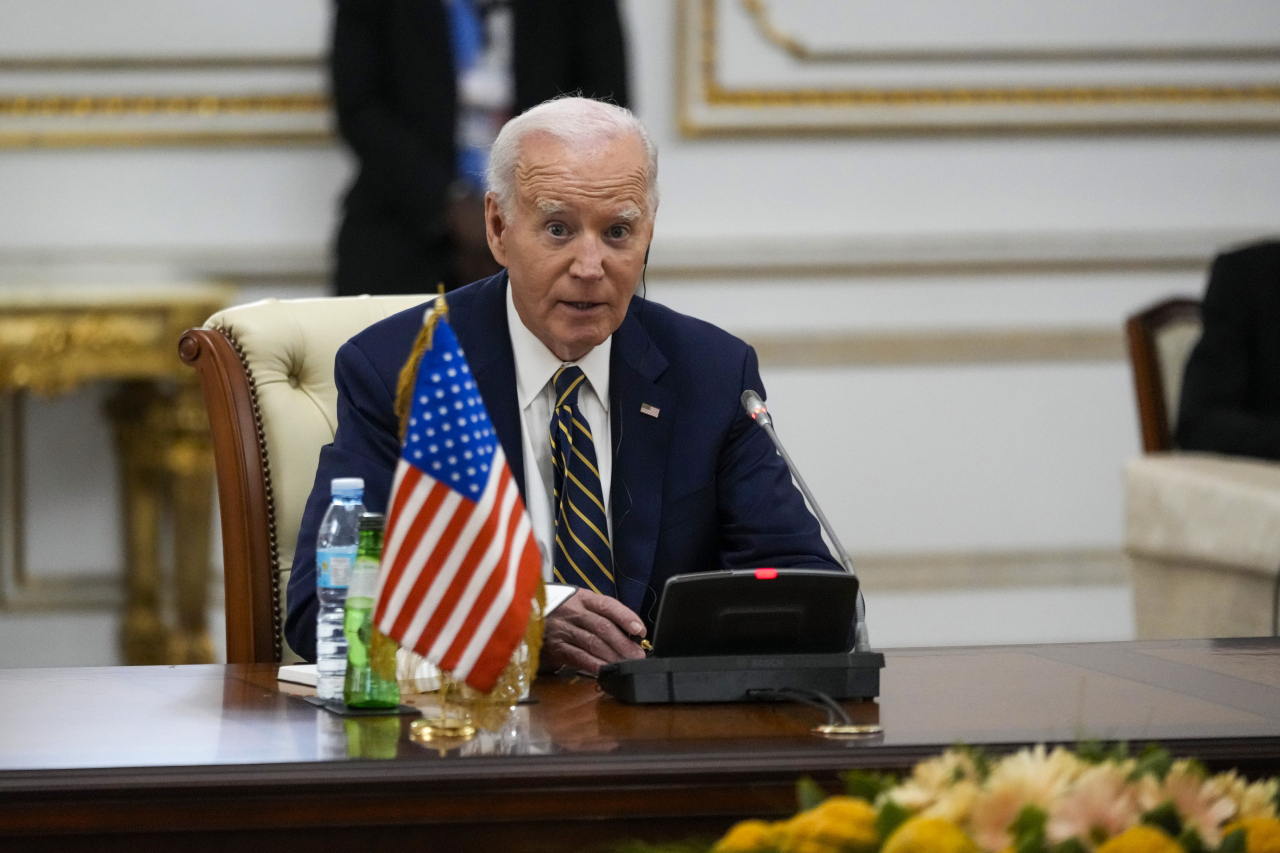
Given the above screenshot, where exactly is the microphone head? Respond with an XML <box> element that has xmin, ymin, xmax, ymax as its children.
<box><xmin>740</xmin><ymin>390</ymin><xmax>772</xmax><ymax>426</ymax></box>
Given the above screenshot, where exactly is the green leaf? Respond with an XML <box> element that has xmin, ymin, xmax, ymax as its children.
<box><xmin>1130</xmin><ymin>744</ymin><xmax>1174</xmax><ymax>782</ymax></box>
<box><xmin>796</xmin><ymin>776</ymin><xmax>828</xmax><ymax>812</ymax></box>
<box><xmin>1218</xmin><ymin>827</ymin><xmax>1248</xmax><ymax>853</ymax></box>
<box><xmin>1141</xmin><ymin>801</ymin><xmax>1183</xmax><ymax>837</ymax></box>
<box><xmin>876</xmin><ymin>799</ymin><xmax>911</xmax><ymax>843</ymax></box>
<box><xmin>1052</xmin><ymin>838</ymin><xmax>1090</xmax><ymax>853</ymax></box>
<box><xmin>1011</xmin><ymin>805</ymin><xmax>1049</xmax><ymax>853</ymax></box>
<box><xmin>842</xmin><ymin>769</ymin><xmax>897</xmax><ymax>802</ymax></box>
<box><xmin>1177</xmin><ymin>826</ymin><xmax>1207</xmax><ymax>853</ymax></box>
<box><xmin>1077</xmin><ymin>740</ymin><xmax>1129</xmax><ymax>765</ymax></box>
<box><xmin>951</xmin><ymin>743</ymin><xmax>992</xmax><ymax>781</ymax></box>
<box><xmin>609</xmin><ymin>839</ymin><xmax>715</xmax><ymax>853</ymax></box>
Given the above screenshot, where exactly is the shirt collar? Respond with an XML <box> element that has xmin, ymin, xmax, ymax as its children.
<box><xmin>506</xmin><ymin>282</ymin><xmax>612</xmax><ymax>412</ymax></box>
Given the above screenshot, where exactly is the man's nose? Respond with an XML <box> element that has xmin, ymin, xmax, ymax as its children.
<box><xmin>569</xmin><ymin>235</ymin><xmax>605</xmax><ymax>281</ymax></box>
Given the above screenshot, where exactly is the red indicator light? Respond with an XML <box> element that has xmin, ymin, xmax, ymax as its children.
<box><xmin>754</xmin><ymin>568</ymin><xmax>778</xmax><ymax>580</ymax></box>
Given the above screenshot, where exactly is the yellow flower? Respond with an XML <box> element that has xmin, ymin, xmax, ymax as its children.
<box><xmin>1094</xmin><ymin>825</ymin><xmax>1181</xmax><ymax>853</ymax></box>
<box><xmin>1236</xmin><ymin>780</ymin><xmax>1280</xmax><ymax>823</ymax></box>
<box><xmin>776</xmin><ymin>796</ymin><xmax>878</xmax><ymax>853</ymax></box>
<box><xmin>1223</xmin><ymin>817</ymin><xmax>1280</xmax><ymax>853</ymax></box>
<box><xmin>713</xmin><ymin>819</ymin><xmax>780</xmax><ymax>853</ymax></box>
<box><xmin>889</xmin><ymin>750</ymin><xmax>984</xmax><ymax>814</ymax></box>
<box><xmin>881</xmin><ymin>817</ymin><xmax>978</xmax><ymax>853</ymax></box>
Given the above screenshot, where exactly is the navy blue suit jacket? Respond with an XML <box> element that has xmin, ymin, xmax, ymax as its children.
<box><xmin>285</xmin><ymin>272</ymin><xmax>838</xmax><ymax>661</ymax></box>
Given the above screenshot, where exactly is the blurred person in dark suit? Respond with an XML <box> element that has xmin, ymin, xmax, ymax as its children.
<box><xmin>1176</xmin><ymin>240</ymin><xmax>1280</xmax><ymax>461</ymax></box>
<box><xmin>331</xmin><ymin>0</ymin><xmax>630</xmax><ymax>296</ymax></box>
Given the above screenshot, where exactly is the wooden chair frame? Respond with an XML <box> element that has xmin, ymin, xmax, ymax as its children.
<box><xmin>1125</xmin><ymin>298</ymin><xmax>1201</xmax><ymax>454</ymax></box>
<box><xmin>179</xmin><ymin>328</ymin><xmax>282</xmax><ymax>663</ymax></box>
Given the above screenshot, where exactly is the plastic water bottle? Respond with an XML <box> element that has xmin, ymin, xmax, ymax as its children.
<box><xmin>316</xmin><ymin>477</ymin><xmax>365</xmax><ymax>700</ymax></box>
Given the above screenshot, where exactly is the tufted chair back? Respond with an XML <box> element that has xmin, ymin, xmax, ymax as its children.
<box><xmin>1125</xmin><ymin>298</ymin><xmax>1202</xmax><ymax>453</ymax></box>
<box><xmin>180</xmin><ymin>294</ymin><xmax>431</xmax><ymax>663</ymax></box>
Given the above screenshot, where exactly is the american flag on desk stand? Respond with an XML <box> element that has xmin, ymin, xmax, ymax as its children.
<box><xmin>373</xmin><ymin>309</ymin><xmax>541</xmax><ymax>692</ymax></box>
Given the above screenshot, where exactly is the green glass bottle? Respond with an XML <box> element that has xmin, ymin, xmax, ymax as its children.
<box><xmin>343</xmin><ymin>513</ymin><xmax>400</xmax><ymax>708</ymax></box>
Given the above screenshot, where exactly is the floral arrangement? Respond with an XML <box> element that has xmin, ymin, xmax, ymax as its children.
<box><xmin>704</xmin><ymin>744</ymin><xmax>1280</xmax><ymax>853</ymax></box>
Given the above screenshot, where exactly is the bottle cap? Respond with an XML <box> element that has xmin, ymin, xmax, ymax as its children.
<box><xmin>359</xmin><ymin>512</ymin><xmax>385</xmax><ymax>531</ymax></box>
<box><xmin>331</xmin><ymin>477</ymin><xmax>365</xmax><ymax>495</ymax></box>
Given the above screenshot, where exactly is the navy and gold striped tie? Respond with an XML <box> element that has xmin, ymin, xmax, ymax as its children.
<box><xmin>549</xmin><ymin>366</ymin><xmax>615</xmax><ymax>597</ymax></box>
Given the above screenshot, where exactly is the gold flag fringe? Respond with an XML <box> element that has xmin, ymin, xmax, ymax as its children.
<box><xmin>395</xmin><ymin>290</ymin><xmax>450</xmax><ymax>443</ymax></box>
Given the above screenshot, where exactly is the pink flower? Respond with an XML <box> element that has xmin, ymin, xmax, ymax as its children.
<box><xmin>1139</xmin><ymin>761</ymin><xmax>1237</xmax><ymax>848</ymax></box>
<box><xmin>967</xmin><ymin>746</ymin><xmax>1082</xmax><ymax>851</ymax></box>
<box><xmin>1047</xmin><ymin>763</ymin><xmax>1142</xmax><ymax>849</ymax></box>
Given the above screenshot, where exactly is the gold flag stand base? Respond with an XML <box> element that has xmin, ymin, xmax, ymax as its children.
<box><xmin>410</xmin><ymin>716</ymin><xmax>476</xmax><ymax>743</ymax></box>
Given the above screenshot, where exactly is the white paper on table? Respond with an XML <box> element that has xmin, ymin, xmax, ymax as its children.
<box><xmin>277</xmin><ymin>663</ymin><xmax>318</xmax><ymax>687</ymax></box>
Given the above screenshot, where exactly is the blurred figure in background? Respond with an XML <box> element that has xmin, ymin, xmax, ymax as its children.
<box><xmin>330</xmin><ymin>0</ymin><xmax>630</xmax><ymax>296</ymax></box>
<box><xmin>1176</xmin><ymin>240</ymin><xmax>1280</xmax><ymax>460</ymax></box>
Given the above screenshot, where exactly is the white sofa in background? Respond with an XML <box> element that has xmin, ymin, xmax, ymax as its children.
<box><xmin>1125</xmin><ymin>452</ymin><xmax>1280</xmax><ymax>639</ymax></box>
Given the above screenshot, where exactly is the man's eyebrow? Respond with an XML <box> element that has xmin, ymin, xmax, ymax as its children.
<box><xmin>616</xmin><ymin>205</ymin><xmax>641</xmax><ymax>222</ymax></box>
<box><xmin>536</xmin><ymin>199</ymin><xmax>564</xmax><ymax>215</ymax></box>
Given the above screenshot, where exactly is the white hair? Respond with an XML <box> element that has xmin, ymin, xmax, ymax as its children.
<box><xmin>486</xmin><ymin>96</ymin><xmax>659</xmax><ymax>217</ymax></box>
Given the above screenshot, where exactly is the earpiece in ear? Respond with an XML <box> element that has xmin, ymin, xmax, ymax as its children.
<box><xmin>644</xmin><ymin>244</ymin><xmax>651</xmax><ymax>265</ymax></box>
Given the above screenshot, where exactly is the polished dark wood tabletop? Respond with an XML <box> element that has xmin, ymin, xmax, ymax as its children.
<box><xmin>1</xmin><ymin>638</ymin><xmax>1278</xmax><ymax>852</ymax></box>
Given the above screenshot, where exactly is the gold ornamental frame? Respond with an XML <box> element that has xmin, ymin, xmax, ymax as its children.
<box><xmin>0</xmin><ymin>55</ymin><xmax>333</xmax><ymax>148</ymax></box>
<box><xmin>678</xmin><ymin>0</ymin><xmax>1280</xmax><ymax>136</ymax></box>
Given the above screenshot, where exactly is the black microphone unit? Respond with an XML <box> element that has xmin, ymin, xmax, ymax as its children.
<box><xmin>598</xmin><ymin>392</ymin><xmax>884</xmax><ymax>705</ymax></box>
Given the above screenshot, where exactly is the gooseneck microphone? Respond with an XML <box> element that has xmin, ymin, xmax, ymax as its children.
<box><xmin>741</xmin><ymin>390</ymin><xmax>870</xmax><ymax>652</ymax></box>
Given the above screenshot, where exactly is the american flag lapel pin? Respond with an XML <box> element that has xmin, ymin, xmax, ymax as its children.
<box><xmin>640</xmin><ymin>402</ymin><xmax>660</xmax><ymax>418</ymax></box>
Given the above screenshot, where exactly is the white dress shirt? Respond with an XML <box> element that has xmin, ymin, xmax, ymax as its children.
<box><xmin>505</xmin><ymin>284</ymin><xmax>612</xmax><ymax>582</ymax></box>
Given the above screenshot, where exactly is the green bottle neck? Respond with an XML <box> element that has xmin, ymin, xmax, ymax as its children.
<box><xmin>357</xmin><ymin>528</ymin><xmax>383</xmax><ymax>560</ymax></box>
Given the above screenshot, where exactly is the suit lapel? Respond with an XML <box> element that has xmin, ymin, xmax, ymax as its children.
<box><xmin>609</xmin><ymin>307</ymin><xmax>673</xmax><ymax>614</ymax></box>
<box><xmin>448</xmin><ymin>272</ymin><xmax>526</xmax><ymax>498</ymax></box>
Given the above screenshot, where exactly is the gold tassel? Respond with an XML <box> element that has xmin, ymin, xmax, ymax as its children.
<box><xmin>394</xmin><ymin>287</ymin><xmax>450</xmax><ymax>442</ymax></box>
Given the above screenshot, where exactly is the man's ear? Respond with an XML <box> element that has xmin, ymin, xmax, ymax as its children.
<box><xmin>484</xmin><ymin>192</ymin><xmax>509</xmax><ymax>268</ymax></box>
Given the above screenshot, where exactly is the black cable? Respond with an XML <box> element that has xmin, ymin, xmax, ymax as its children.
<box><xmin>748</xmin><ymin>688</ymin><xmax>852</xmax><ymax>727</ymax></box>
<box><xmin>1271</xmin><ymin>562</ymin><xmax>1279</xmax><ymax>637</ymax></box>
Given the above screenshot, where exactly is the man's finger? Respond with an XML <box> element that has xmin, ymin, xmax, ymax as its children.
<box><xmin>576</xmin><ymin>590</ymin><xmax>646</xmax><ymax>638</ymax></box>
<box><xmin>543</xmin><ymin>620</ymin><xmax>611</xmax><ymax>674</ymax></box>
<box><xmin>548</xmin><ymin>604</ymin><xmax>642</xmax><ymax>664</ymax></box>
<box><xmin>567</xmin><ymin>610</ymin><xmax>642</xmax><ymax>661</ymax></box>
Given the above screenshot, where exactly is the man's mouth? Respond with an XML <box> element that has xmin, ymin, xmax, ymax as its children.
<box><xmin>564</xmin><ymin>301</ymin><xmax>603</xmax><ymax>311</ymax></box>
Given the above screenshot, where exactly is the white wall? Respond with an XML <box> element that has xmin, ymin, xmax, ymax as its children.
<box><xmin>2</xmin><ymin>1</ymin><xmax>1278</xmax><ymax>663</ymax></box>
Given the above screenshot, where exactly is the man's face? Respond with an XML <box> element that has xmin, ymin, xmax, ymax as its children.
<box><xmin>485</xmin><ymin>131</ymin><xmax>654</xmax><ymax>363</ymax></box>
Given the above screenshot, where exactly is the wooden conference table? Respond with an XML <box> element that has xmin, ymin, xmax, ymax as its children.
<box><xmin>2</xmin><ymin>638</ymin><xmax>1279</xmax><ymax>852</ymax></box>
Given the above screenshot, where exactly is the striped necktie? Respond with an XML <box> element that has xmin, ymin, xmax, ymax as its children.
<box><xmin>549</xmin><ymin>366</ymin><xmax>615</xmax><ymax>597</ymax></box>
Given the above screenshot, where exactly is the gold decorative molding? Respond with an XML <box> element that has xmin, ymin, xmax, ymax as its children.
<box><xmin>0</xmin><ymin>288</ymin><xmax>231</xmax><ymax>667</ymax></box>
<box><xmin>0</xmin><ymin>55</ymin><xmax>323</xmax><ymax>72</ymax></box>
<box><xmin>0</xmin><ymin>55</ymin><xmax>332</xmax><ymax>148</ymax></box>
<box><xmin>740</xmin><ymin>0</ymin><xmax>1280</xmax><ymax>65</ymax></box>
<box><xmin>0</xmin><ymin>130</ymin><xmax>333</xmax><ymax>149</ymax></box>
<box><xmin>747</xmin><ymin>327</ymin><xmax>1124</xmax><ymax>368</ymax></box>
<box><xmin>680</xmin><ymin>0</ymin><xmax>1280</xmax><ymax>135</ymax></box>
<box><xmin>0</xmin><ymin>94</ymin><xmax>328</xmax><ymax>118</ymax></box>
<box><xmin>0</xmin><ymin>289</ymin><xmax>236</xmax><ymax>394</ymax></box>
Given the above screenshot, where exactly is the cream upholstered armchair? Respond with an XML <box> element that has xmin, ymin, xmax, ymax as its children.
<box><xmin>180</xmin><ymin>295</ymin><xmax>431</xmax><ymax>663</ymax></box>
<box><xmin>1123</xmin><ymin>297</ymin><xmax>1280</xmax><ymax>639</ymax></box>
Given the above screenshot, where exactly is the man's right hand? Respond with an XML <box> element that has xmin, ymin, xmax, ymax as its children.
<box><xmin>541</xmin><ymin>588</ymin><xmax>646</xmax><ymax>676</ymax></box>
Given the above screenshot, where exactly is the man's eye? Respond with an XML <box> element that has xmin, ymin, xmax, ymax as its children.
<box><xmin>607</xmin><ymin>225</ymin><xmax>629</xmax><ymax>240</ymax></box>
<box><xmin>548</xmin><ymin>223</ymin><xmax>567</xmax><ymax>237</ymax></box>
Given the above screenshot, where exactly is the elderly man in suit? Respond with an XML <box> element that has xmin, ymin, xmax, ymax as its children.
<box><xmin>287</xmin><ymin>97</ymin><xmax>839</xmax><ymax>673</ymax></box>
